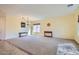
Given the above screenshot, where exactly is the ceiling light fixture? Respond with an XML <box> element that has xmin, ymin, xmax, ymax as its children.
<box><xmin>67</xmin><ymin>4</ymin><xmax>74</xmax><ymax>7</ymax></box>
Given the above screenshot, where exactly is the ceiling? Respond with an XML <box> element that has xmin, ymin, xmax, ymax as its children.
<box><xmin>0</xmin><ymin>4</ymin><xmax>78</xmax><ymax>19</ymax></box>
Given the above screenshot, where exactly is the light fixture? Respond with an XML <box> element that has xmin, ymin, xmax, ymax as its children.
<box><xmin>67</xmin><ymin>4</ymin><xmax>74</xmax><ymax>7</ymax></box>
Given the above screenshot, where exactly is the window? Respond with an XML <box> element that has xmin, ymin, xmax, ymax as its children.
<box><xmin>33</xmin><ymin>23</ymin><xmax>40</xmax><ymax>32</ymax></box>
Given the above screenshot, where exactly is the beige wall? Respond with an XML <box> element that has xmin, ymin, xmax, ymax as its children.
<box><xmin>73</xmin><ymin>10</ymin><xmax>79</xmax><ymax>44</ymax></box>
<box><xmin>0</xmin><ymin>10</ymin><xmax>6</xmax><ymax>39</ymax></box>
<box><xmin>31</xmin><ymin>8</ymin><xmax>79</xmax><ymax>43</ymax></box>
<box><xmin>5</xmin><ymin>16</ymin><xmax>29</xmax><ymax>39</ymax></box>
<box><xmin>32</xmin><ymin>14</ymin><xmax>76</xmax><ymax>40</ymax></box>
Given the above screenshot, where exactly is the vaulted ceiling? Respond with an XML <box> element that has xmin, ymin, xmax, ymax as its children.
<box><xmin>0</xmin><ymin>4</ymin><xmax>78</xmax><ymax>19</ymax></box>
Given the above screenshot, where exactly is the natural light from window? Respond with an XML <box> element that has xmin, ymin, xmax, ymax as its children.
<box><xmin>33</xmin><ymin>24</ymin><xmax>40</xmax><ymax>32</ymax></box>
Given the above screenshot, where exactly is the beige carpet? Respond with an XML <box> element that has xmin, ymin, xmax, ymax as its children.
<box><xmin>0</xmin><ymin>41</ymin><xmax>28</xmax><ymax>55</ymax></box>
<box><xmin>7</xmin><ymin>35</ymin><xmax>79</xmax><ymax>55</ymax></box>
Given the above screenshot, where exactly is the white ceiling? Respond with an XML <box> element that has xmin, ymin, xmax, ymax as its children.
<box><xmin>0</xmin><ymin>4</ymin><xmax>78</xmax><ymax>19</ymax></box>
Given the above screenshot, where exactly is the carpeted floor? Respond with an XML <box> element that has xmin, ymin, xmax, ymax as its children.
<box><xmin>0</xmin><ymin>40</ymin><xmax>28</xmax><ymax>55</ymax></box>
<box><xmin>7</xmin><ymin>35</ymin><xmax>79</xmax><ymax>55</ymax></box>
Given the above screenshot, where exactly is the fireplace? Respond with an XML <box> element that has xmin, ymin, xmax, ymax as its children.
<box><xmin>44</xmin><ymin>31</ymin><xmax>52</xmax><ymax>37</ymax></box>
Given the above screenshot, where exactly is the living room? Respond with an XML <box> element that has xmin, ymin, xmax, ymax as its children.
<box><xmin>0</xmin><ymin>4</ymin><xmax>79</xmax><ymax>55</ymax></box>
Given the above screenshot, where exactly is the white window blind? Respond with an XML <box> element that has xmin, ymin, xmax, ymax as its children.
<box><xmin>33</xmin><ymin>24</ymin><xmax>40</xmax><ymax>32</ymax></box>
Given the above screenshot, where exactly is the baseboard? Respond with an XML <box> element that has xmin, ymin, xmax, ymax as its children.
<box><xmin>53</xmin><ymin>37</ymin><xmax>74</xmax><ymax>40</ymax></box>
